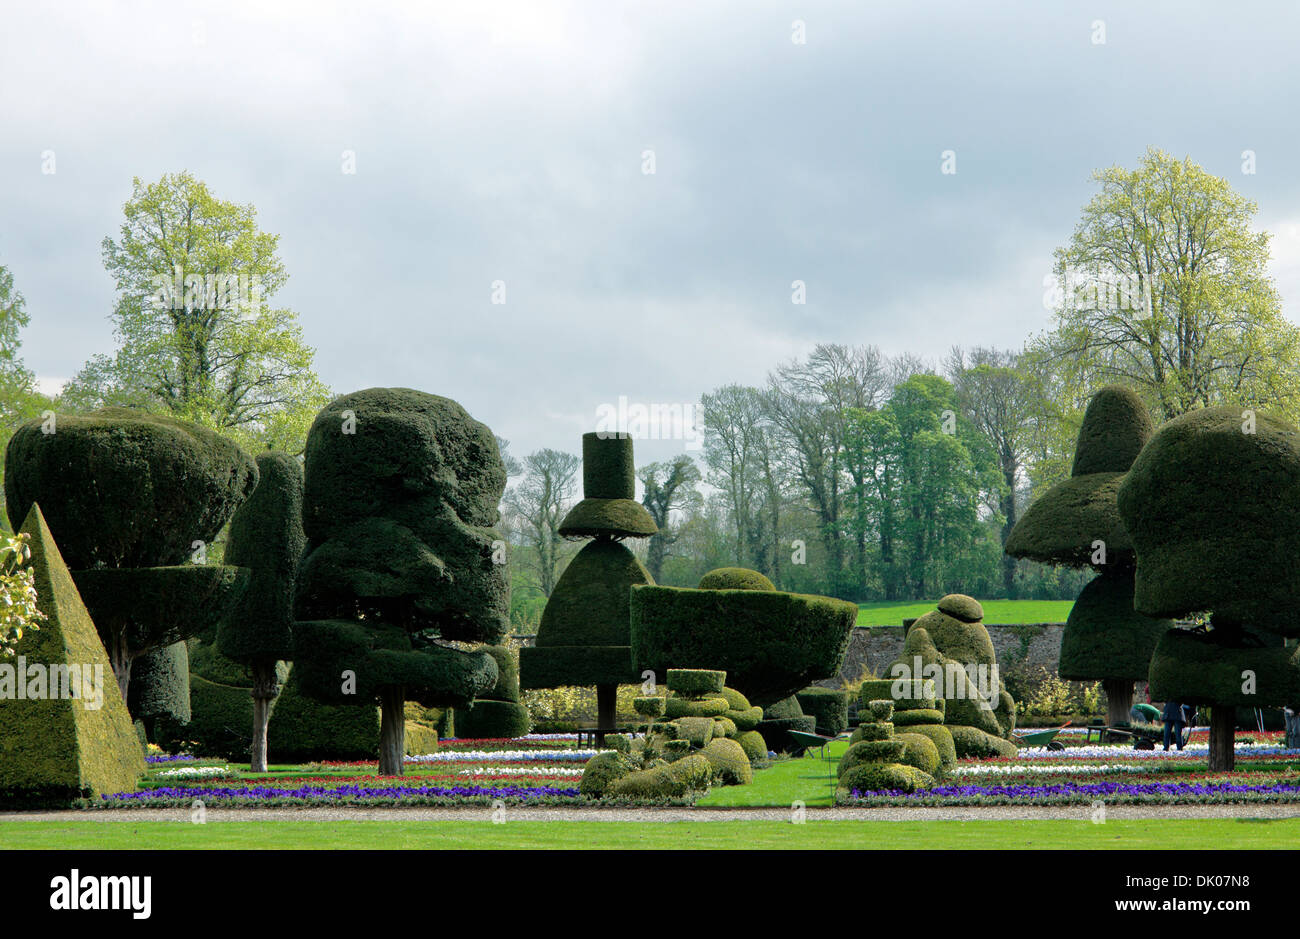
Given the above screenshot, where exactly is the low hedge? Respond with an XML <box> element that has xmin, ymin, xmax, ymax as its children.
<box><xmin>795</xmin><ymin>687</ymin><xmax>849</xmax><ymax>736</ymax></box>
<box><xmin>454</xmin><ymin>699</ymin><xmax>532</xmax><ymax>739</ymax></box>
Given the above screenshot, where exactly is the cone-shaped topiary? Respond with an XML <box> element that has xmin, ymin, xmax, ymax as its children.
<box><xmin>630</xmin><ymin>575</ymin><xmax>857</xmax><ymax>707</ymax></box>
<box><xmin>218</xmin><ymin>451</ymin><xmax>305</xmax><ymax>771</ymax></box>
<box><xmin>0</xmin><ymin>506</ymin><xmax>145</xmax><ymax>807</ymax></box>
<box><xmin>1005</xmin><ymin>385</ymin><xmax>1168</xmax><ymax>724</ymax></box>
<box><xmin>521</xmin><ymin>432</ymin><xmax>657</xmax><ymax>745</ymax></box>
<box><xmin>1118</xmin><ymin>404</ymin><xmax>1300</xmax><ymax>770</ymax></box>
<box><xmin>292</xmin><ymin>389</ymin><xmax>507</xmax><ymax>775</ymax></box>
<box><xmin>4</xmin><ymin>409</ymin><xmax>258</xmax><ymax>703</ymax></box>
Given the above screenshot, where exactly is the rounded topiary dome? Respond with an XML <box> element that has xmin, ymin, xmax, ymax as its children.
<box><xmin>1071</xmin><ymin>385</ymin><xmax>1156</xmax><ymax>476</ymax></box>
<box><xmin>698</xmin><ymin>567</ymin><xmax>775</xmax><ymax>591</ymax></box>
<box><xmin>1117</xmin><ymin>405</ymin><xmax>1300</xmax><ymax>633</ymax></box>
<box><xmin>4</xmin><ymin>407</ymin><xmax>258</xmax><ymax>568</ymax></box>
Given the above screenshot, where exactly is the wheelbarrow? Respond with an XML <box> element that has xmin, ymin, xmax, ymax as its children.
<box><xmin>1012</xmin><ymin>721</ymin><xmax>1071</xmax><ymax>750</ymax></box>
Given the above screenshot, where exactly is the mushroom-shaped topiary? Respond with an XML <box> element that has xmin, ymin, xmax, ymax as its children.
<box><xmin>519</xmin><ymin>432</ymin><xmax>657</xmax><ymax>745</ymax></box>
<box><xmin>629</xmin><ymin>567</ymin><xmax>857</xmax><ymax>708</ymax></box>
<box><xmin>1117</xmin><ymin>404</ymin><xmax>1300</xmax><ymax>771</ymax></box>
<box><xmin>4</xmin><ymin>407</ymin><xmax>258</xmax><ymax>701</ymax></box>
<box><xmin>1005</xmin><ymin>386</ymin><xmax>1172</xmax><ymax>725</ymax></box>
<box><xmin>697</xmin><ymin>567</ymin><xmax>775</xmax><ymax>591</ymax></box>
<box><xmin>291</xmin><ymin>389</ymin><xmax>507</xmax><ymax>775</ymax></box>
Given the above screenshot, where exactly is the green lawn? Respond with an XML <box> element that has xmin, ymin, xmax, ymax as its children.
<box><xmin>1</xmin><ymin>818</ymin><xmax>1294</xmax><ymax>849</ymax></box>
<box><xmin>697</xmin><ymin>742</ymin><xmax>847</xmax><ymax>807</ymax></box>
<box><xmin>857</xmin><ymin>599</ymin><xmax>1074</xmax><ymax>627</ymax></box>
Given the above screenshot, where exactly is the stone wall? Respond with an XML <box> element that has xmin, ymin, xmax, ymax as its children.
<box><xmin>818</xmin><ymin>622</ymin><xmax>1066</xmax><ymax>688</ymax></box>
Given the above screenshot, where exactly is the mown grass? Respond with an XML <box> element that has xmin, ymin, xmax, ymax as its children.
<box><xmin>856</xmin><ymin>599</ymin><xmax>1074</xmax><ymax>627</ymax></box>
<box><xmin>2</xmin><ymin>818</ymin><xmax>1295</xmax><ymax>849</ymax></box>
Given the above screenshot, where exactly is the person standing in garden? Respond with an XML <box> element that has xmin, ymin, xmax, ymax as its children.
<box><xmin>1162</xmin><ymin>700</ymin><xmax>1189</xmax><ymax>751</ymax></box>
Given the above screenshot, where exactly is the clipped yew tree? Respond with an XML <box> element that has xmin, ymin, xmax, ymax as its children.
<box><xmin>455</xmin><ymin>644</ymin><xmax>532</xmax><ymax>738</ymax></box>
<box><xmin>1005</xmin><ymin>386</ymin><xmax>1172</xmax><ymax>725</ymax></box>
<box><xmin>4</xmin><ymin>408</ymin><xmax>257</xmax><ymax>700</ymax></box>
<box><xmin>217</xmin><ymin>451</ymin><xmax>306</xmax><ymax>771</ymax></box>
<box><xmin>630</xmin><ymin>566</ymin><xmax>857</xmax><ymax>709</ymax></box>
<box><xmin>127</xmin><ymin>642</ymin><xmax>191</xmax><ymax>740</ymax></box>
<box><xmin>292</xmin><ymin>389</ymin><xmax>507</xmax><ymax>776</ymax></box>
<box><xmin>519</xmin><ymin>432</ymin><xmax>656</xmax><ymax>744</ymax></box>
<box><xmin>1118</xmin><ymin>405</ymin><xmax>1300</xmax><ymax>771</ymax></box>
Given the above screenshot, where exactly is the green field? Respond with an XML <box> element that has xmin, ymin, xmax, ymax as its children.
<box><xmin>857</xmin><ymin>599</ymin><xmax>1074</xmax><ymax>627</ymax></box>
<box><xmin>1</xmin><ymin>818</ymin><xmax>1294</xmax><ymax>849</ymax></box>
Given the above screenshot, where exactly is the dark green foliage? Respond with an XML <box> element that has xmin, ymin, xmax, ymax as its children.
<box><xmin>606</xmin><ymin>734</ymin><xmax>632</xmax><ymax>754</ymax></box>
<box><xmin>630</xmin><ymin>584</ymin><xmax>857</xmax><ymax>707</ymax></box>
<box><xmin>850</xmin><ymin>722</ymin><xmax>894</xmax><ymax>743</ymax></box>
<box><xmin>1071</xmin><ymin>385</ymin><xmax>1155</xmax><ymax>476</ymax></box>
<box><xmin>633</xmin><ymin>696</ymin><xmax>666</xmax><ymax>719</ymax></box>
<box><xmin>866</xmin><ymin>699</ymin><xmax>894</xmax><ymax>722</ymax></box>
<box><xmin>72</xmin><ymin>565</ymin><xmax>250</xmax><ymax>662</ymax></box>
<box><xmin>700</xmin><ymin>737</ymin><xmax>752</xmax><ymax>785</ymax></box>
<box><xmin>859</xmin><ymin>678</ymin><xmax>936</xmax><ymax>711</ymax></box>
<box><xmin>1118</xmin><ymin>405</ymin><xmax>1300</xmax><ymax>634</ymax></box>
<box><xmin>948</xmin><ymin>724</ymin><xmax>1018</xmax><ymax>759</ymax></box>
<box><xmin>764</xmin><ymin>695</ymin><xmax>805</xmax><ymax>720</ymax></box>
<box><xmin>1148</xmin><ymin>629</ymin><xmax>1300</xmax><ymax>708</ymax></box>
<box><xmin>755</xmin><ymin>716</ymin><xmax>816</xmax><ymax>753</ymax></box>
<box><xmin>156</xmin><ymin>674</ymin><xmax>253</xmax><ymax>759</ymax></box>
<box><xmin>128</xmin><ymin>642</ymin><xmax>191</xmax><ymax>725</ymax></box>
<box><xmin>697</xmin><ymin>567</ymin><xmax>775</xmax><ymax>591</ymax></box>
<box><xmin>1059</xmin><ymin>571</ymin><xmax>1172</xmax><ymax>681</ymax></box>
<box><xmin>296</xmin><ymin>388</ymin><xmax>509</xmax><ymax>642</ymax></box>
<box><xmin>266</xmin><ymin>673</ymin><xmax>379</xmax><ymax>762</ymax></box>
<box><xmin>4</xmin><ymin>408</ymin><xmax>258</xmax><ymax>568</ymax></box>
<box><xmin>1003</xmin><ymin>473</ymin><xmax>1131</xmax><ymax>567</ymax></box>
<box><xmin>0</xmin><ymin>507</ymin><xmax>145</xmax><ymax>807</ymax></box>
<box><xmin>666</xmin><ymin>668</ymin><xmax>726</xmax><ymax>695</ymax></box>
<box><xmin>728</xmin><ymin>705</ymin><xmax>763</xmax><ymax>732</ymax></box>
<box><xmin>519</xmin><ymin>539</ymin><xmax>648</xmax><ymax>689</ymax></box>
<box><xmin>219</xmin><ymin>451</ymin><xmax>304</xmax><ymax>664</ymax></box>
<box><xmin>606</xmin><ymin>753</ymin><xmax>713</xmax><ymax>798</ymax></box>
<box><xmin>719</xmin><ymin>687</ymin><xmax>752</xmax><ymax>710</ymax></box>
<box><xmin>838</xmin><ymin>740</ymin><xmax>906</xmax><ymax>776</ymax></box>
<box><xmin>795</xmin><ymin>687</ymin><xmax>848</xmax><ymax>736</ymax></box>
<box><xmin>898</xmin><ymin>724</ymin><xmax>956</xmax><ymax>773</ymax></box>
<box><xmin>189</xmin><ymin>636</ymin><xmax>255</xmax><ymax>686</ymax></box>
<box><xmin>291</xmin><ymin>619</ymin><xmax>498</xmax><ymax>707</ymax></box>
<box><xmin>455</xmin><ymin>699</ymin><xmax>532</xmax><ymax>738</ymax></box>
<box><xmin>580</xmin><ymin>750</ymin><xmax>636</xmax><ymax>796</ymax></box>
<box><xmin>894</xmin><ymin>732</ymin><xmax>941</xmax><ymax>776</ymax></box>
<box><xmin>557</xmin><ymin>433</ymin><xmax>657</xmax><ymax>539</ymax></box>
<box><xmin>475</xmin><ymin>645</ymin><xmax>521</xmax><ymax>703</ymax></box>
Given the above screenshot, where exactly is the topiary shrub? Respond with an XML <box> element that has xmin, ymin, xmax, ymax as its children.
<box><xmin>697</xmin><ymin>567</ymin><xmax>775</xmax><ymax>591</ymax></box>
<box><xmin>666</xmin><ymin>668</ymin><xmax>726</xmax><ymax>696</ymax></box>
<box><xmin>630</xmin><ymin>584</ymin><xmax>857</xmax><ymax>708</ymax></box>
<box><xmin>128</xmin><ymin>641</ymin><xmax>192</xmax><ymax>737</ymax></box>
<box><xmin>265</xmin><ymin>672</ymin><xmax>380</xmax><ymax>763</ymax></box>
<box><xmin>606</xmin><ymin>753</ymin><xmax>712</xmax><ymax>799</ymax></box>
<box><xmin>898</xmin><ymin>723</ymin><xmax>956</xmax><ymax>773</ymax></box>
<box><xmin>455</xmin><ymin>699</ymin><xmax>533</xmax><ymax>739</ymax></box>
<box><xmin>795</xmin><ymin>687</ymin><xmax>848</xmax><ymax>736</ymax></box>
<box><xmin>948</xmin><ymin>724</ymin><xmax>1017</xmax><ymax>760</ymax></box>
<box><xmin>292</xmin><ymin>388</ymin><xmax>507</xmax><ymax>775</ymax></box>
<box><xmin>839</xmin><ymin>762</ymin><xmax>933</xmax><ymax>795</ymax></box>
<box><xmin>894</xmin><ymin>732</ymin><xmax>940</xmax><ymax>776</ymax></box>
<box><xmin>735</xmin><ymin>730</ymin><xmax>767</xmax><ymax>762</ymax></box>
<box><xmin>701</xmin><ymin>737</ymin><xmax>753</xmax><ymax>785</ymax></box>
<box><xmin>580</xmin><ymin>750</ymin><xmax>636</xmax><ymax>797</ymax></box>
<box><xmin>0</xmin><ymin>506</ymin><xmax>145</xmax><ymax>807</ymax></box>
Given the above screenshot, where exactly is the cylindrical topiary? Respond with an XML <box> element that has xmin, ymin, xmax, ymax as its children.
<box><xmin>795</xmin><ymin>686</ymin><xmax>849</xmax><ymax>736</ymax></box>
<box><xmin>126</xmin><ymin>641</ymin><xmax>191</xmax><ymax>740</ymax></box>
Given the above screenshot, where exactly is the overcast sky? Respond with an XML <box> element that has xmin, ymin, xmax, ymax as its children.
<box><xmin>6</xmin><ymin>1</ymin><xmax>1300</xmax><ymax>465</ymax></box>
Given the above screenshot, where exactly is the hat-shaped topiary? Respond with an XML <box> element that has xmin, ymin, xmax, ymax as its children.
<box><xmin>1005</xmin><ymin>385</ymin><xmax>1168</xmax><ymax>725</ymax></box>
<box><xmin>557</xmin><ymin>433</ymin><xmax>658</xmax><ymax>539</ymax></box>
<box><xmin>1118</xmin><ymin>404</ymin><xmax>1300</xmax><ymax>770</ymax></box>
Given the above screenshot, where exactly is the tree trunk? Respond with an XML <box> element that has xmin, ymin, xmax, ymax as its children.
<box><xmin>109</xmin><ymin>630</ymin><xmax>131</xmax><ymax>703</ymax></box>
<box><xmin>1208</xmin><ymin>706</ymin><xmax>1235</xmax><ymax>772</ymax></box>
<box><xmin>249</xmin><ymin>661</ymin><xmax>279</xmax><ymax>773</ymax></box>
<box><xmin>595</xmin><ymin>683</ymin><xmax>617</xmax><ymax>748</ymax></box>
<box><xmin>1104</xmin><ymin>678</ymin><xmax>1133</xmax><ymax>727</ymax></box>
<box><xmin>378</xmin><ymin>686</ymin><xmax>406</xmax><ymax>776</ymax></box>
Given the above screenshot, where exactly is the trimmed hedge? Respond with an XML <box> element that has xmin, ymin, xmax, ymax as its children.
<box><xmin>128</xmin><ymin>641</ymin><xmax>191</xmax><ymax>726</ymax></box>
<box><xmin>764</xmin><ymin>695</ymin><xmax>805</xmax><ymax>720</ymax></box>
<box><xmin>454</xmin><ymin>699</ymin><xmax>532</xmax><ymax>739</ymax></box>
<box><xmin>892</xmin><ymin>708</ymin><xmax>944</xmax><ymax>727</ymax></box>
<box><xmin>898</xmin><ymin>723</ymin><xmax>956</xmax><ymax>773</ymax></box>
<box><xmin>0</xmin><ymin>506</ymin><xmax>145</xmax><ymax>808</ymax></box>
<box><xmin>266</xmin><ymin>673</ymin><xmax>380</xmax><ymax>763</ymax></box>
<box><xmin>4</xmin><ymin>408</ymin><xmax>258</xmax><ymax>568</ymax></box>
<box><xmin>795</xmin><ymin>687</ymin><xmax>849</xmax><ymax>736</ymax></box>
<box><xmin>839</xmin><ymin>762</ymin><xmax>933</xmax><ymax>794</ymax></box>
<box><xmin>1148</xmin><ymin>629</ymin><xmax>1300</xmax><ymax>708</ymax></box>
<box><xmin>894</xmin><ymin>732</ymin><xmax>941</xmax><ymax>776</ymax></box>
<box><xmin>1003</xmin><ymin>472</ymin><xmax>1131</xmax><ymax>568</ymax></box>
<box><xmin>606</xmin><ymin>753</ymin><xmax>713</xmax><ymax>798</ymax></box>
<box><xmin>1071</xmin><ymin>385</ymin><xmax>1155</xmax><ymax>476</ymax></box>
<box><xmin>580</xmin><ymin>750</ymin><xmax>636</xmax><ymax>797</ymax></box>
<box><xmin>701</xmin><ymin>737</ymin><xmax>753</xmax><ymax>785</ymax></box>
<box><xmin>630</xmin><ymin>584</ymin><xmax>857</xmax><ymax>707</ymax></box>
<box><xmin>948</xmin><ymin>724</ymin><xmax>1017</xmax><ymax>760</ymax></box>
<box><xmin>697</xmin><ymin>568</ymin><xmax>775</xmax><ymax>591</ymax></box>
<box><xmin>476</xmin><ymin>645</ymin><xmax>521</xmax><ymax>703</ymax></box>
<box><xmin>849</xmin><ymin>722</ymin><xmax>894</xmax><ymax>744</ymax></box>
<box><xmin>156</xmin><ymin>674</ymin><xmax>254</xmax><ymax>759</ymax></box>
<box><xmin>666</xmin><ymin>669</ymin><xmax>726</xmax><ymax>695</ymax></box>
<box><xmin>735</xmin><ymin>730</ymin><xmax>767</xmax><ymax>762</ymax></box>
<box><xmin>557</xmin><ymin>433</ymin><xmax>658</xmax><ymax>539</ymax></box>
<box><xmin>755</xmin><ymin>716</ymin><xmax>816</xmax><ymax>753</ymax></box>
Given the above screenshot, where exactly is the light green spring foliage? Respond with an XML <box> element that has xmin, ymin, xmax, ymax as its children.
<box><xmin>0</xmin><ymin>531</ymin><xmax>44</xmax><ymax>656</ymax></box>
<box><xmin>58</xmin><ymin>171</ymin><xmax>330</xmax><ymax>454</ymax></box>
<box><xmin>0</xmin><ymin>262</ymin><xmax>51</xmax><ymax>534</ymax></box>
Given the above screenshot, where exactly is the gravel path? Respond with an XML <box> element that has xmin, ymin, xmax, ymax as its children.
<box><xmin>4</xmin><ymin>804</ymin><xmax>1299</xmax><ymax>823</ymax></box>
